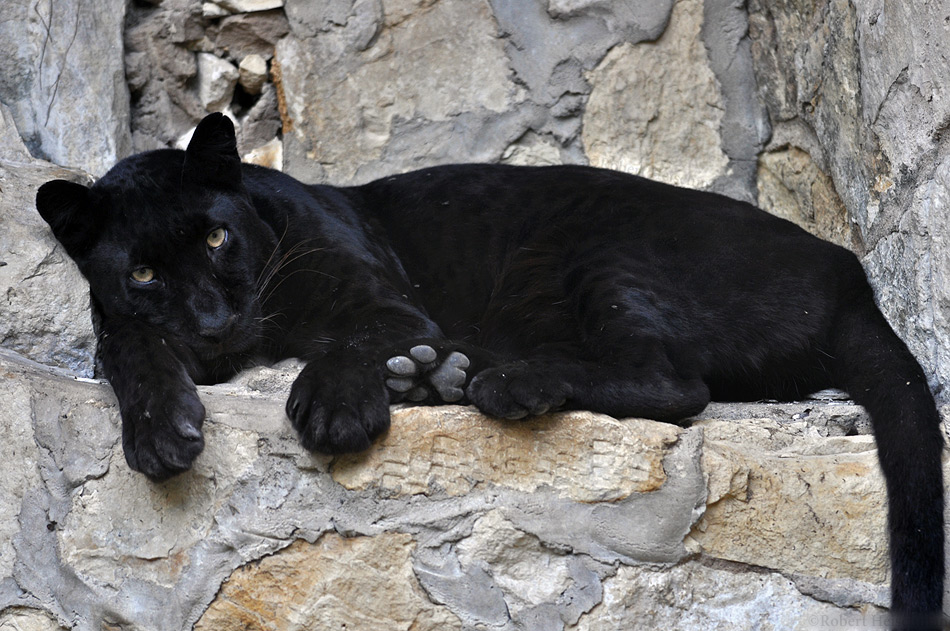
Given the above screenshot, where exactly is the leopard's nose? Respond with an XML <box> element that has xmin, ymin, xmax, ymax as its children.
<box><xmin>199</xmin><ymin>313</ymin><xmax>238</xmax><ymax>341</ymax></box>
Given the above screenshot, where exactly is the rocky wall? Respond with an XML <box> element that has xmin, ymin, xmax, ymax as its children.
<box><xmin>3</xmin><ymin>343</ymin><xmax>934</xmax><ymax>630</ymax></box>
<box><xmin>2</xmin><ymin>0</ymin><xmax>950</xmax><ymax>628</ymax></box>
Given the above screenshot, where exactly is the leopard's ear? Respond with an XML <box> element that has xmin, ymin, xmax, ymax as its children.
<box><xmin>36</xmin><ymin>179</ymin><xmax>100</xmax><ymax>257</ymax></box>
<box><xmin>183</xmin><ymin>112</ymin><xmax>242</xmax><ymax>189</ymax></box>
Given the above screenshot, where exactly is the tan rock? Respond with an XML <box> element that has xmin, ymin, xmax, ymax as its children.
<box><xmin>195</xmin><ymin>533</ymin><xmax>461</xmax><ymax>630</ymax></box>
<box><xmin>242</xmin><ymin>137</ymin><xmax>283</xmax><ymax>170</ymax></box>
<box><xmin>583</xmin><ymin>0</ymin><xmax>729</xmax><ymax>189</ymax></box>
<box><xmin>758</xmin><ymin>147</ymin><xmax>851</xmax><ymax>247</ymax></box>
<box><xmin>688</xmin><ymin>418</ymin><xmax>889</xmax><ymax>584</ymax></box>
<box><xmin>501</xmin><ymin>131</ymin><xmax>563</xmax><ymax>167</ymax></box>
<box><xmin>331</xmin><ymin>407</ymin><xmax>682</xmax><ymax>501</ymax></box>
<box><xmin>59</xmin><ymin>419</ymin><xmax>260</xmax><ymax>587</ymax></box>
<box><xmin>0</xmin><ymin>608</ymin><xmax>66</xmax><ymax>631</ymax></box>
<box><xmin>275</xmin><ymin>0</ymin><xmax>519</xmax><ymax>182</ymax></box>
<box><xmin>572</xmin><ymin>560</ymin><xmax>879</xmax><ymax>630</ymax></box>
<box><xmin>238</xmin><ymin>53</ymin><xmax>268</xmax><ymax>95</ymax></box>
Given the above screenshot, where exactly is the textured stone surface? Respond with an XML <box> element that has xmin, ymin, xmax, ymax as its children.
<box><xmin>0</xmin><ymin>608</ymin><xmax>66</xmax><ymax>631</ymax></box>
<box><xmin>748</xmin><ymin>0</ymin><xmax>950</xmax><ymax>397</ymax></box>
<box><xmin>688</xmin><ymin>418</ymin><xmax>889</xmax><ymax>583</ymax></box>
<box><xmin>3</xmin><ymin>0</ymin><xmax>950</xmax><ymax>628</ymax></box>
<box><xmin>124</xmin><ymin>0</ymin><xmax>206</xmax><ymax>151</ymax></box>
<box><xmin>573</xmin><ymin>561</ymin><xmax>880</xmax><ymax>631</ymax></box>
<box><xmin>0</xmin><ymin>0</ymin><xmax>131</xmax><ymax>176</ymax></box>
<box><xmin>125</xmin><ymin>3</ymin><xmax>287</xmax><ymax>157</ymax></box>
<box><xmin>583</xmin><ymin>0</ymin><xmax>729</xmax><ymax>190</ymax></box>
<box><xmin>212</xmin><ymin>0</ymin><xmax>284</xmax><ymax>13</ymax></box>
<box><xmin>238</xmin><ymin>53</ymin><xmax>267</xmax><ymax>94</ymax></box>
<box><xmin>208</xmin><ymin>10</ymin><xmax>289</xmax><ymax>61</ymax></box>
<box><xmin>0</xmin><ymin>146</ymin><xmax>95</xmax><ymax>375</ymax></box>
<box><xmin>0</xmin><ymin>378</ymin><xmax>43</xmax><ymax>582</ymax></box>
<box><xmin>276</xmin><ymin>0</ymin><xmax>522</xmax><ymax>183</ymax></box>
<box><xmin>1</xmin><ymin>347</ymin><xmax>927</xmax><ymax>629</ymax></box>
<box><xmin>758</xmin><ymin>147</ymin><xmax>851</xmax><ymax>247</ymax></box>
<box><xmin>197</xmin><ymin>53</ymin><xmax>240</xmax><ymax>111</ymax></box>
<box><xmin>195</xmin><ymin>534</ymin><xmax>461</xmax><ymax>630</ymax></box>
<box><xmin>332</xmin><ymin>407</ymin><xmax>680</xmax><ymax>501</ymax></box>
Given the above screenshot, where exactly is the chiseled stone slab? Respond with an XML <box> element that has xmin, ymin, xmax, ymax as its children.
<box><xmin>688</xmin><ymin>418</ymin><xmax>889</xmax><ymax>584</ymax></box>
<box><xmin>0</xmin><ymin>155</ymin><xmax>96</xmax><ymax>377</ymax></box>
<box><xmin>194</xmin><ymin>533</ymin><xmax>461</xmax><ymax>631</ymax></box>
<box><xmin>331</xmin><ymin>406</ymin><xmax>682</xmax><ymax>501</ymax></box>
<box><xmin>573</xmin><ymin>560</ymin><xmax>878</xmax><ymax>630</ymax></box>
<box><xmin>0</xmin><ymin>608</ymin><xmax>67</xmax><ymax>631</ymax></box>
<box><xmin>582</xmin><ymin>0</ymin><xmax>729</xmax><ymax>189</ymax></box>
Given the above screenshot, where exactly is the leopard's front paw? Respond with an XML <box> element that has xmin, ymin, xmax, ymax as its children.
<box><xmin>121</xmin><ymin>386</ymin><xmax>206</xmax><ymax>482</ymax></box>
<box><xmin>286</xmin><ymin>362</ymin><xmax>390</xmax><ymax>454</ymax></box>
<box><xmin>466</xmin><ymin>362</ymin><xmax>571</xmax><ymax>420</ymax></box>
<box><xmin>384</xmin><ymin>344</ymin><xmax>470</xmax><ymax>404</ymax></box>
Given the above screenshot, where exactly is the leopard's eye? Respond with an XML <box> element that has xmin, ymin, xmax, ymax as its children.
<box><xmin>130</xmin><ymin>267</ymin><xmax>155</xmax><ymax>284</ymax></box>
<box><xmin>207</xmin><ymin>227</ymin><xmax>228</xmax><ymax>249</ymax></box>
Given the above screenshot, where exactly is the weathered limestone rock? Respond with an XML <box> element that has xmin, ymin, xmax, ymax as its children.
<box><xmin>235</xmin><ymin>83</ymin><xmax>283</xmax><ymax>155</ymax></box>
<box><xmin>0</xmin><ymin>0</ymin><xmax>131</xmax><ymax>175</ymax></box>
<box><xmin>500</xmin><ymin>131</ymin><xmax>564</xmax><ymax>167</ymax></box>
<box><xmin>0</xmin><ymin>378</ymin><xmax>43</xmax><ymax>582</ymax></box>
<box><xmin>125</xmin><ymin>1</ymin><xmax>206</xmax><ymax>150</ymax></box>
<box><xmin>210</xmin><ymin>0</ymin><xmax>284</xmax><ymax>13</ymax></box>
<box><xmin>1</xmin><ymin>347</ymin><xmax>925</xmax><ymax>629</ymax></box>
<box><xmin>208</xmin><ymin>10</ymin><xmax>290</xmax><ymax>61</ymax></box>
<box><xmin>195</xmin><ymin>534</ymin><xmax>462</xmax><ymax>630</ymax></box>
<box><xmin>456</xmin><ymin>510</ymin><xmax>594</xmax><ymax>626</ymax></box>
<box><xmin>276</xmin><ymin>0</ymin><xmax>523</xmax><ymax>183</ymax></box>
<box><xmin>863</xmin><ymin>168</ymin><xmax>950</xmax><ymax>404</ymax></box>
<box><xmin>237</xmin><ymin>54</ymin><xmax>267</xmax><ymax>94</ymax></box>
<box><xmin>4</xmin><ymin>0</ymin><xmax>950</xmax><ymax>627</ymax></box>
<box><xmin>582</xmin><ymin>0</ymin><xmax>729</xmax><ymax>190</ymax></box>
<box><xmin>197</xmin><ymin>53</ymin><xmax>240</xmax><ymax>112</ymax></box>
<box><xmin>758</xmin><ymin>147</ymin><xmax>852</xmax><ymax>247</ymax></box>
<box><xmin>332</xmin><ymin>407</ymin><xmax>680</xmax><ymax>501</ymax></box>
<box><xmin>59</xmin><ymin>420</ymin><xmax>260</xmax><ymax>588</ymax></box>
<box><xmin>242</xmin><ymin>137</ymin><xmax>283</xmax><ymax>170</ymax></box>
<box><xmin>0</xmin><ymin>122</ymin><xmax>95</xmax><ymax>375</ymax></box>
<box><xmin>573</xmin><ymin>561</ymin><xmax>882</xmax><ymax>630</ymax></box>
<box><xmin>748</xmin><ymin>0</ymin><xmax>950</xmax><ymax>398</ymax></box>
<box><xmin>688</xmin><ymin>418</ymin><xmax>889</xmax><ymax>583</ymax></box>
<box><xmin>0</xmin><ymin>608</ymin><xmax>66</xmax><ymax>631</ymax></box>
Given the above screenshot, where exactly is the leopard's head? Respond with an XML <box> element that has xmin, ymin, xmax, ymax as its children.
<box><xmin>36</xmin><ymin>113</ymin><xmax>277</xmax><ymax>362</ymax></box>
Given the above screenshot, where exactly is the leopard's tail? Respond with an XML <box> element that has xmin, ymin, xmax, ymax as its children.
<box><xmin>831</xmin><ymin>281</ymin><xmax>944</xmax><ymax>628</ymax></box>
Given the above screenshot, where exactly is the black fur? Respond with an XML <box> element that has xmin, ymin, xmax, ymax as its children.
<box><xmin>36</xmin><ymin>113</ymin><xmax>943</xmax><ymax>625</ymax></box>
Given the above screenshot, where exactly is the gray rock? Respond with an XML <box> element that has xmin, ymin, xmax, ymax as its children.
<box><xmin>0</xmin><ymin>0</ymin><xmax>131</xmax><ymax>176</ymax></box>
<box><xmin>125</xmin><ymin>1</ymin><xmax>206</xmax><ymax>149</ymax></box>
<box><xmin>211</xmin><ymin>0</ymin><xmax>284</xmax><ymax>13</ymax></box>
<box><xmin>238</xmin><ymin>54</ymin><xmax>268</xmax><ymax>94</ymax></box>
<box><xmin>275</xmin><ymin>0</ymin><xmax>521</xmax><ymax>184</ymax></box>
<box><xmin>209</xmin><ymin>10</ymin><xmax>290</xmax><ymax>61</ymax></box>
<box><xmin>574</xmin><ymin>560</ymin><xmax>879</xmax><ymax>630</ymax></box>
<box><xmin>748</xmin><ymin>0</ymin><xmax>950</xmax><ymax>400</ymax></box>
<box><xmin>197</xmin><ymin>53</ymin><xmax>239</xmax><ymax>111</ymax></box>
<box><xmin>235</xmin><ymin>83</ymin><xmax>282</xmax><ymax>153</ymax></box>
<box><xmin>0</xmin><ymin>136</ymin><xmax>95</xmax><ymax>375</ymax></box>
<box><xmin>0</xmin><ymin>347</ymin><xmax>918</xmax><ymax>628</ymax></box>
